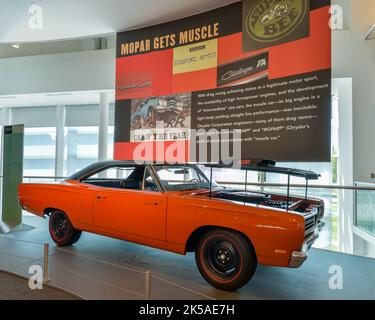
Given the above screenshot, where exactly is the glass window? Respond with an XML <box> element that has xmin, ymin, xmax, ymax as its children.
<box><xmin>23</xmin><ymin>127</ymin><xmax>56</xmax><ymax>177</ymax></box>
<box><xmin>82</xmin><ymin>166</ymin><xmax>144</xmax><ymax>191</ymax></box>
<box><xmin>108</xmin><ymin>126</ymin><xmax>114</xmax><ymax>159</ymax></box>
<box><xmin>88</xmin><ymin>167</ymin><xmax>135</xmax><ymax>180</ymax></box>
<box><xmin>355</xmin><ymin>185</ymin><xmax>375</xmax><ymax>237</ymax></box>
<box><xmin>64</xmin><ymin>126</ymin><xmax>99</xmax><ymax>176</ymax></box>
<box><xmin>144</xmin><ymin>167</ymin><xmax>159</xmax><ymax>192</ymax></box>
<box><xmin>154</xmin><ymin>165</ymin><xmax>209</xmax><ymax>191</ymax></box>
<box><xmin>200</xmin><ymin>166</ymin><xmax>258</xmax><ymax>191</ymax></box>
<box><xmin>12</xmin><ymin>106</ymin><xmax>57</xmax><ymax>128</ymax></box>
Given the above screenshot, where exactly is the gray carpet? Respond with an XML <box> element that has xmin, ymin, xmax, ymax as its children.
<box><xmin>0</xmin><ymin>271</ymin><xmax>79</xmax><ymax>300</ymax></box>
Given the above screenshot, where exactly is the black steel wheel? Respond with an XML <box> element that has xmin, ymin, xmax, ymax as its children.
<box><xmin>195</xmin><ymin>229</ymin><xmax>257</xmax><ymax>291</ymax></box>
<box><xmin>49</xmin><ymin>210</ymin><xmax>81</xmax><ymax>246</ymax></box>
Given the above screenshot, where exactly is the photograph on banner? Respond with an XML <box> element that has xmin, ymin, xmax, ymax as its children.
<box><xmin>129</xmin><ymin>93</ymin><xmax>191</xmax><ymax>143</ymax></box>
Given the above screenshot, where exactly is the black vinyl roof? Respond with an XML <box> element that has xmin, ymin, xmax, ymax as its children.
<box><xmin>67</xmin><ymin>160</ymin><xmax>138</xmax><ymax>180</ymax></box>
<box><xmin>67</xmin><ymin>160</ymin><xmax>320</xmax><ymax>181</ymax></box>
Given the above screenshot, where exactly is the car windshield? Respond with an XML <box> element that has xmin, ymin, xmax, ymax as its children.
<box><xmin>153</xmin><ymin>165</ymin><xmax>215</xmax><ymax>191</ymax></box>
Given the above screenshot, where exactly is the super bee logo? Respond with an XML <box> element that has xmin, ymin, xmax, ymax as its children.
<box><xmin>245</xmin><ymin>0</ymin><xmax>308</xmax><ymax>43</ymax></box>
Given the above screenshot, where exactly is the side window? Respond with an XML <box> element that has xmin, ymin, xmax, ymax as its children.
<box><xmin>82</xmin><ymin>166</ymin><xmax>144</xmax><ymax>190</ymax></box>
<box><xmin>88</xmin><ymin>167</ymin><xmax>134</xmax><ymax>179</ymax></box>
<box><xmin>156</xmin><ymin>166</ymin><xmax>206</xmax><ymax>186</ymax></box>
<box><xmin>143</xmin><ymin>168</ymin><xmax>159</xmax><ymax>192</ymax></box>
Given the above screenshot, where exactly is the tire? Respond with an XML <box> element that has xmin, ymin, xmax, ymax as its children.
<box><xmin>195</xmin><ymin>229</ymin><xmax>257</xmax><ymax>291</ymax></box>
<box><xmin>49</xmin><ymin>210</ymin><xmax>82</xmax><ymax>247</ymax></box>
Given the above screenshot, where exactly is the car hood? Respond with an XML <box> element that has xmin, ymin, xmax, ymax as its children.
<box><xmin>171</xmin><ymin>188</ymin><xmax>269</xmax><ymax>205</ymax></box>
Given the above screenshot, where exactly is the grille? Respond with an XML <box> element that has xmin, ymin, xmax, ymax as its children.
<box><xmin>304</xmin><ymin>212</ymin><xmax>317</xmax><ymax>238</ymax></box>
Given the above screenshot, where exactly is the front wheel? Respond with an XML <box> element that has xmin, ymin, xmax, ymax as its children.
<box><xmin>195</xmin><ymin>229</ymin><xmax>257</xmax><ymax>291</ymax></box>
<box><xmin>49</xmin><ymin>210</ymin><xmax>81</xmax><ymax>246</ymax></box>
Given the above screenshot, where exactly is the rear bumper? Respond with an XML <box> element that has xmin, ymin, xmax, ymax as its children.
<box><xmin>288</xmin><ymin>222</ymin><xmax>325</xmax><ymax>268</ymax></box>
<box><xmin>17</xmin><ymin>198</ymin><xmax>25</xmax><ymax>210</ymax></box>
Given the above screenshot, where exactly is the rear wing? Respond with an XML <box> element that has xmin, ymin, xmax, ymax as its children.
<box><xmin>204</xmin><ymin>160</ymin><xmax>320</xmax><ymax>209</ymax></box>
<box><xmin>204</xmin><ymin>160</ymin><xmax>320</xmax><ymax>180</ymax></box>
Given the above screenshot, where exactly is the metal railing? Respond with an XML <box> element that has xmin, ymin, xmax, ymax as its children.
<box><xmin>0</xmin><ymin>236</ymin><xmax>50</xmax><ymax>284</ymax></box>
<box><xmin>216</xmin><ymin>181</ymin><xmax>375</xmax><ymax>191</ymax></box>
<box><xmin>22</xmin><ymin>176</ymin><xmax>65</xmax><ymax>182</ymax></box>
<box><xmin>14</xmin><ymin>175</ymin><xmax>375</xmax><ymax>191</ymax></box>
<box><xmin>354</xmin><ymin>182</ymin><xmax>375</xmax><ymax>239</ymax></box>
<box><xmin>0</xmin><ymin>235</ymin><xmax>215</xmax><ymax>300</ymax></box>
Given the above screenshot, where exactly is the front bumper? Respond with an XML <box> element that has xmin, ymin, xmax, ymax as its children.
<box><xmin>289</xmin><ymin>221</ymin><xmax>325</xmax><ymax>268</ymax></box>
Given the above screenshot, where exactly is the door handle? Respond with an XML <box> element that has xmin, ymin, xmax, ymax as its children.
<box><xmin>96</xmin><ymin>195</ymin><xmax>107</xmax><ymax>200</ymax></box>
<box><xmin>144</xmin><ymin>201</ymin><xmax>159</xmax><ymax>206</ymax></box>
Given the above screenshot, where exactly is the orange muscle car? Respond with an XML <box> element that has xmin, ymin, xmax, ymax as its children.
<box><xmin>18</xmin><ymin>160</ymin><xmax>325</xmax><ymax>291</ymax></box>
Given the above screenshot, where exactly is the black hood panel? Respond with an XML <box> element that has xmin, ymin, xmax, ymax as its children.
<box><xmin>213</xmin><ymin>190</ymin><xmax>270</xmax><ymax>205</ymax></box>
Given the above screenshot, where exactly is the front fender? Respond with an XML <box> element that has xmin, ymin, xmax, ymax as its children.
<box><xmin>166</xmin><ymin>196</ymin><xmax>305</xmax><ymax>267</ymax></box>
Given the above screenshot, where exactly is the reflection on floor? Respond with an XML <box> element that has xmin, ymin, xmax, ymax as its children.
<box><xmin>0</xmin><ymin>216</ymin><xmax>374</xmax><ymax>300</ymax></box>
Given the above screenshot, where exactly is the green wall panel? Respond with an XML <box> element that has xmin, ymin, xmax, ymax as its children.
<box><xmin>2</xmin><ymin>124</ymin><xmax>24</xmax><ymax>228</ymax></box>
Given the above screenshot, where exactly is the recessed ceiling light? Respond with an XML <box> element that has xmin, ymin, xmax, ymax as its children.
<box><xmin>12</xmin><ymin>44</ymin><xmax>20</xmax><ymax>49</ymax></box>
<box><xmin>45</xmin><ymin>93</ymin><xmax>73</xmax><ymax>97</ymax></box>
<box><xmin>365</xmin><ymin>24</ymin><xmax>375</xmax><ymax>40</ymax></box>
<box><xmin>0</xmin><ymin>96</ymin><xmax>17</xmax><ymax>99</ymax></box>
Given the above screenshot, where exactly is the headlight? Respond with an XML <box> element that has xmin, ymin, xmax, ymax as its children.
<box><xmin>318</xmin><ymin>202</ymin><xmax>325</xmax><ymax>219</ymax></box>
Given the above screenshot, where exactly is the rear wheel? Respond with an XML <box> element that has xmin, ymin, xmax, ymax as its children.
<box><xmin>195</xmin><ymin>229</ymin><xmax>257</xmax><ymax>291</ymax></box>
<box><xmin>49</xmin><ymin>210</ymin><xmax>81</xmax><ymax>246</ymax></box>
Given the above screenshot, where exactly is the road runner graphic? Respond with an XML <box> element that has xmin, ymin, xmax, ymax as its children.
<box><xmin>243</xmin><ymin>0</ymin><xmax>310</xmax><ymax>51</ymax></box>
<box><xmin>217</xmin><ymin>52</ymin><xmax>269</xmax><ymax>87</ymax></box>
<box><xmin>260</xmin><ymin>3</ymin><xmax>290</xmax><ymax>25</ymax></box>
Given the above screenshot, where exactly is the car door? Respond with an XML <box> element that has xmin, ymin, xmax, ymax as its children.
<box><xmin>91</xmin><ymin>167</ymin><xmax>167</xmax><ymax>249</ymax></box>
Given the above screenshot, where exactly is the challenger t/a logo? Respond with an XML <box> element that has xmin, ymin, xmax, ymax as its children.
<box><xmin>242</xmin><ymin>0</ymin><xmax>310</xmax><ymax>51</ymax></box>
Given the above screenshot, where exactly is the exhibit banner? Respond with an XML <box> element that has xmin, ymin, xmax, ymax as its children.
<box><xmin>115</xmin><ymin>0</ymin><xmax>332</xmax><ymax>162</ymax></box>
<box><xmin>1</xmin><ymin>125</ymin><xmax>24</xmax><ymax>229</ymax></box>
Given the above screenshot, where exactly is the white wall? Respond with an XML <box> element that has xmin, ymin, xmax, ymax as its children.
<box><xmin>0</xmin><ymin>36</ymin><xmax>116</xmax><ymax>59</ymax></box>
<box><xmin>331</xmin><ymin>0</ymin><xmax>352</xmax><ymax>78</ymax></box>
<box><xmin>332</xmin><ymin>0</ymin><xmax>352</xmax><ymax>29</ymax></box>
<box><xmin>335</xmin><ymin>0</ymin><xmax>375</xmax><ymax>256</ymax></box>
<box><xmin>351</xmin><ymin>0</ymin><xmax>375</xmax><ymax>184</ymax></box>
<box><xmin>333</xmin><ymin>79</ymin><xmax>354</xmax><ymax>253</ymax></box>
<box><xmin>0</xmin><ymin>49</ymin><xmax>115</xmax><ymax>95</ymax></box>
<box><xmin>332</xmin><ymin>30</ymin><xmax>352</xmax><ymax>78</ymax></box>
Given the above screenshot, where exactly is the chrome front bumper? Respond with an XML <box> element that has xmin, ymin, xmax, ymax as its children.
<box><xmin>288</xmin><ymin>222</ymin><xmax>325</xmax><ymax>268</ymax></box>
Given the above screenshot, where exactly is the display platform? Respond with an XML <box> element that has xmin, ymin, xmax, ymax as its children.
<box><xmin>0</xmin><ymin>216</ymin><xmax>374</xmax><ymax>300</ymax></box>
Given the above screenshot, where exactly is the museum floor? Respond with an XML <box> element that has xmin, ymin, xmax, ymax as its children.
<box><xmin>0</xmin><ymin>271</ymin><xmax>79</xmax><ymax>300</ymax></box>
<box><xmin>0</xmin><ymin>216</ymin><xmax>374</xmax><ymax>300</ymax></box>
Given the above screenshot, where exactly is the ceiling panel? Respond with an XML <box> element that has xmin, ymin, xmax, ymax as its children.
<box><xmin>0</xmin><ymin>0</ymin><xmax>236</xmax><ymax>43</ymax></box>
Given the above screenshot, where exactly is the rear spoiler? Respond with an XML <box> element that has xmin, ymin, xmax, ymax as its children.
<box><xmin>204</xmin><ymin>160</ymin><xmax>320</xmax><ymax>180</ymax></box>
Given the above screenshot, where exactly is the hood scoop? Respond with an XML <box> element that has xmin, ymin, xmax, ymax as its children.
<box><xmin>213</xmin><ymin>190</ymin><xmax>270</xmax><ymax>205</ymax></box>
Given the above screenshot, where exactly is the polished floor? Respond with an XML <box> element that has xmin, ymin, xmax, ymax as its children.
<box><xmin>0</xmin><ymin>216</ymin><xmax>374</xmax><ymax>300</ymax></box>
